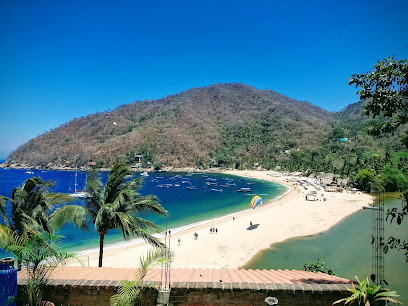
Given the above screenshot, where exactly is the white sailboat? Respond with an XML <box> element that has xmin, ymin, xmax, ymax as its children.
<box><xmin>69</xmin><ymin>167</ymin><xmax>87</xmax><ymax>198</ymax></box>
<box><xmin>140</xmin><ymin>171</ymin><xmax>149</xmax><ymax>176</ymax></box>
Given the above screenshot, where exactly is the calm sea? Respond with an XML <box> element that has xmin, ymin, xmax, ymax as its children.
<box><xmin>0</xmin><ymin>167</ymin><xmax>286</xmax><ymax>254</ymax></box>
<box><xmin>244</xmin><ymin>192</ymin><xmax>408</xmax><ymax>304</ymax></box>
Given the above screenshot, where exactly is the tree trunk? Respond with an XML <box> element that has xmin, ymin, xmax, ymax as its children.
<box><xmin>98</xmin><ymin>230</ymin><xmax>107</xmax><ymax>267</ymax></box>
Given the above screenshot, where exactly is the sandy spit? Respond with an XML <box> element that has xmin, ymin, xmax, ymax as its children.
<box><xmin>68</xmin><ymin>170</ymin><xmax>372</xmax><ymax>269</ymax></box>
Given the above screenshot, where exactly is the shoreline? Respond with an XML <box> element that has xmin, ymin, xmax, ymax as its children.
<box><xmin>68</xmin><ymin>170</ymin><xmax>372</xmax><ymax>269</ymax></box>
<box><xmin>73</xmin><ymin>181</ymin><xmax>291</xmax><ymax>257</ymax></box>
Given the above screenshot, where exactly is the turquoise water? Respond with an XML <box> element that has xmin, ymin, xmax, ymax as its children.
<box><xmin>0</xmin><ymin>168</ymin><xmax>286</xmax><ymax>254</ymax></box>
<box><xmin>244</xmin><ymin>193</ymin><xmax>408</xmax><ymax>304</ymax></box>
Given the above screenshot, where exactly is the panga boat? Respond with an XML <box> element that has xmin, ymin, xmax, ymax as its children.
<box><xmin>186</xmin><ymin>186</ymin><xmax>197</xmax><ymax>190</ymax></box>
<box><xmin>211</xmin><ymin>188</ymin><xmax>223</xmax><ymax>192</ymax></box>
<box><xmin>237</xmin><ymin>188</ymin><xmax>252</xmax><ymax>193</ymax></box>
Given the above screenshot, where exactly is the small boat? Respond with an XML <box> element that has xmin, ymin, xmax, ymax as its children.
<box><xmin>165</xmin><ymin>184</ymin><xmax>173</xmax><ymax>187</ymax></box>
<box><xmin>206</xmin><ymin>178</ymin><xmax>217</xmax><ymax>181</ymax></box>
<box><xmin>156</xmin><ymin>176</ymin><xmax>164</xmax><ymax>179</ymax></box>
<box><xmin>220</xmin><ymin>184</ymin><xmax>229</xmax><ymax>188</ymax></box>
<box><xmin>69</xmin><ymin>191</ymin><xmax>88</xmax><ymax>198</ymax></box>
<box><xmin>157</xmin><ymin>184</ymin><xmax>169</xmax><ymax>188</ymax></box>
<box><xmin>174</xmin><ymin>184</ymin><xmax>180</xmax><ymax>187</ymax></box>
<box><xmin>69</xmin><ymin>167</ymin><xmax>88</xmax><ymax>198</ymax></box>
<box><xmin>237</xmin><ymin>188</ymin><xmax>252</xmax><ymax>193</ymax></box>
<box><xmin>206</xmin><ymin>182</ymin><xmax>218</xmax><ymax>186</ymax></box>
<box><xmin>226</xmin><ymin>182</ymin><xmax>236</xmax><ymax>186</ymax></box>
<box><xmin>186</xmin><ymin>186</ymin><xmax>197</xmax><ymax>190</ymax></box>
<box><xmin>211</xmin><ymin>188</ymin><xmax>223</xmax><ymax>192</ymax></box>
<box><xmin>25</xmin><ymin>171</ymin><xmax>34</xmax><ymax>174</ymax></box>
<box><xmin>140</xmin><ymin>171</ymin><xmax>149</xmax><ymax>176</ymax></box>
<box><xmin>247</xmin><ymin>182</ymin><xmax>255</xmax><ymax>185</ymax></box>
<box><xmin>181</xmin><ymin>181</ymin><xmax>191</xmax><ymax>184</ymax></box>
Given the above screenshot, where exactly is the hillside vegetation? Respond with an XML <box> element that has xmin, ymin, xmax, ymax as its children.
<box><xmin>5</xmin><ymin>83</ymin><xmax>408</xmax><ymax>188</ymax></box>
<box><xmin>6</xmin><ymin>84</ymin><xmax>332</xmax><ymax>168</ymax></box>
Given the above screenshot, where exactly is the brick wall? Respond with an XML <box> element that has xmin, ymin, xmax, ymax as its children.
<box><xmin>18</xmin><ymin>280</ymin><xmax>353</xmax><ymax>305</ymax></box>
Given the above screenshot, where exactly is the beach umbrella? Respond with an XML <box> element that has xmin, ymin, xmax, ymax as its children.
<box><xmin>250</xmin><ymin>195</ymin><xmax>263</xmax><ymax>209</ymax></box>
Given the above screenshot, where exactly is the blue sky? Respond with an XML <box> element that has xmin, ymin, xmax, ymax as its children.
<box><xmin>0</xmin><ymin>0</ymin><xmax>407</xmax><ymax>159</ymax></box>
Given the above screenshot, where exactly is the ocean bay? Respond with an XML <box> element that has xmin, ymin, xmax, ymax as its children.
<box><xmin>0</xmin><ymin>167</ymin><xmax>286</xmax><ymax>254</ymax></box>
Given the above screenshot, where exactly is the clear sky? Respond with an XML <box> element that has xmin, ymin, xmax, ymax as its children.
<box><xmin>0</xmin><ymin>0</ymin><xmax>407</xmax><ymax>159</ymax></box>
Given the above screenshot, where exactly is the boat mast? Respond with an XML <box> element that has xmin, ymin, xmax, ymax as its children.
<box><xmin>74</xmin><ymin>166</ymin><xmax>78</xmax><ymax>194</ymax></box>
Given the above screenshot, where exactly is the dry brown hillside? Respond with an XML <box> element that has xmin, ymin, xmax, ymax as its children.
<box><xmin>6</xmin><ymin>83</ymin><xmax>334</xmax><ymax>169</ymax></box>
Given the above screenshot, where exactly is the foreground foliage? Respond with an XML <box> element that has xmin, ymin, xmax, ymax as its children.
<box><xmin>110</xmin><ymin>248</ymin><xmax>170</xmax><ymax>306</ymax></box>
<box><xmin>51</xmin><ymin>162</ymin><xmax>168</xmax><ymax>267</ymax></box>
<box><xmin>333</xmin><ymin>276</ymin><xmax>402</xmax><ymax>305</ymax></box>
<box><xmin>350</xmin><ymin>57</ymin><xmax>408</xmax><ymax>149</ymax></box>
<box><xmin>0</xmin><ymin>176</ymin><xmax>83</xmax><ymax>269</ymax></box>
<box><xmin>385</xmin><ymin>192</ymin><xmax>408</xmax><ymax>262</ymax></box>
<box><xmin>0</xmin><ymin>229</ymin><xmax>74</xmax><ymax>306</ymax></box>
<box><xmin>303</xmin><ymin>257</ymin><xmax>335</xmax><ymax>275</ymax></box>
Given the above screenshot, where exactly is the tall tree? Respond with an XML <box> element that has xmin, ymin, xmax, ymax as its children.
<box><xmin>0</xmin><ymin>176</ymin><xmax>82</xmax><ymax>269</ymax></box>
<box><xmin>349</xmin><ymin>56</ymin><xmax>408</xmax><ymax>148</ymax></box>
<box><xmin>350</xmin><ymin>57</ymin><xmax>408</xmax><ymax>262</ymax></box>
<box><xmin>52</xmin><ymin>163</ymin><xmax>168</xmax><ymax>267</ymax></box>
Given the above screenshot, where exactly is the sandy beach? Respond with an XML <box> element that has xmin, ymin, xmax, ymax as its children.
<box><xmin>68</xmin><ymin>170</ymin><xmax>372</xmax><ymax>269</ymax></box>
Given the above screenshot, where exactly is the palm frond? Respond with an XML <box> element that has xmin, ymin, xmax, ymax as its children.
<box><xmin>111</xmin><ymin>248</ymin><xmax>169</xmax><ymax>306</ymax></box>
<box><xmin>0</xmin><ymin>196</ymin><xmax>12</xmax><ymax>227</ymax></box>
<box><xmin>104</xmin><ymin>163</ymin><xmax>133</xmax><ymax>204</ymax></box>
<box><xmin>131</xmin><ymin>226</ymin><xmax>165</xmax><ymax>249</ymax></box>
<box><xmin>50</xmin><ymin>205</ymin><xmax>90</xmax><ymax>231</ymax></box>
<box><xmin>114</xmin><ymin>212</ymin><xmax>135</xmax><ymax>239</ymax></box>
<box><xmin>110</xmin><ymin>280</ymin><xmax>142</xmax><ymax>306</ymax></box>
<box><xmin>130</xmin><ymin>195</ymin><xmax>168</xmax><ymax>217</ymax></box>
<box><xmin>132</xmin><ymin>216</ymin><xmax>163</xmax><ymax>234</ymax></box>
<box><xmin>44</xmin><ymin>193</ymin><xmax>75</xmax><ymax>206</ymax></box>
<box><xmin>84</xmin><ymin>169</ymin><xmax>103</xmax><ymax>215</ymax></box>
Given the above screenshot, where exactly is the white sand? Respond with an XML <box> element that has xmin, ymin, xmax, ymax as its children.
<box><xmin>68</xmin><ymin>170</ymin><xmax>372</xmax><ymax>269</ymax></box>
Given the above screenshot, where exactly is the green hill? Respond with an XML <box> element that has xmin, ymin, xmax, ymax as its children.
<box><xmin>4</xmin><ymin>83</ymin><xmax>406</xmax><ymax>173</ymax></box>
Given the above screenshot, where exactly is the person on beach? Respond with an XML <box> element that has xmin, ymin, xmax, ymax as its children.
<box><xmin>250</xmin><ymin>221</ymin><xmax>252</xmax><ymax>226</ymax></box>
<box><xmin>178</xmin><ymin>238</ymin><xmax>180</xmax><ymax>246</ymax></box>
<box><xmin>210</xmin><ymin>228</ymin><xmax>212</xmax><ymax>234</ymax></box>
<box><xmin>216</xmin><ymin>228</ymin><xmax>218</xmax><ymax>234</ymax></box>
<box><xmin>233</xmin><ymin>217</ymin><xmax>235</xmax><ymax>221</ymax></box>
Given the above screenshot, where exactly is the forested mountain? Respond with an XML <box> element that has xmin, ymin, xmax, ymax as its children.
<box><xmin>4</xmin><ymin>83</ymin><xmax>407</xmax><ymax>179</ymax></box>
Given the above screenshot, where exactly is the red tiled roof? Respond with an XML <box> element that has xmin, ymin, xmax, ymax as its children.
<box><xmin>18</xmin><ymin>267</ymin><xmax>352</xmax><ymax>285</ymax></box>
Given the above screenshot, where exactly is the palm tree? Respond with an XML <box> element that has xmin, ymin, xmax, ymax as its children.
<box><xmin>0</xmin><ymin>227</ymin><xmax>74</xmax><ymax>305</ymax></box>
<box><xmin>110</xmin><ymin>248</ymin><xmax>171</xmax><ymax>306</ymax></box>
<box><xmin>333</xmin><ymin>276</ymin><xmax>402</xmax><ymax>305</ymax></box>
<box><xmin>0</xmin><ymin>176</ymin><xmax>83</xmax><ymax>270</ymax></box>
<box><xmin>52</xmin><ymin>162</ymin><xmax>168</xmax><ymax>267</ymax></box>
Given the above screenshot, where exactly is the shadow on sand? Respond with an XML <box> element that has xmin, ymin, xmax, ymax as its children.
<box><xmin>247</xmin><ymin>224</ymin><xmax>260</xmax><ymax>230</ymax></box>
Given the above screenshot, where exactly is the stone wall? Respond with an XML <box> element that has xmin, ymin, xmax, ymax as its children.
<box><xmin>18</xmin><ymin>280</ymin><xmax>353</xmax><ymax>305</ymax></box>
